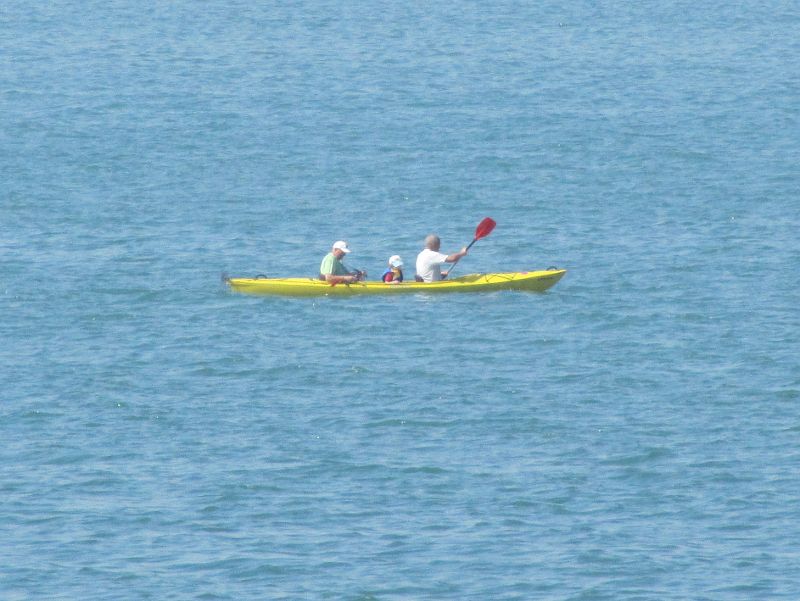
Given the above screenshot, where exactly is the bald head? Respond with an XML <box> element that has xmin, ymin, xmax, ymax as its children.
<box><xmin>424</xmin><ymin>234</ymin><xmax>441</xmax><ymax>251</ymax></box>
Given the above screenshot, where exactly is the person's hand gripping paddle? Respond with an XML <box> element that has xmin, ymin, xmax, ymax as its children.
<box><xmin>443</xmin><ymin>217</ymin><xmax>496</xmax><ymax>279</ymax></box>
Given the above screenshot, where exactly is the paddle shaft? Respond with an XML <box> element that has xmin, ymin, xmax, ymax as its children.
<box><xmin>444</xmin><ymin>242</ymin><xmax>471</xmax><ymax>279</ymax></box>
<box><xmin>442</xmin><ymin>217</ymin><xmax>496</xmax><ymax>280</ymax></box>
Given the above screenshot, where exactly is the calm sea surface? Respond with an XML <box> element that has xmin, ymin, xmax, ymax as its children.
<box><xmin>2</xmin><ymin>1</ymin><xmax>799</xmax><ymax>599</ymax></box>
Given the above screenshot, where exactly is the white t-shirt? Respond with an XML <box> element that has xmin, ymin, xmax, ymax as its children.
<box><xmin>416</xmin><ymin>249</ymin><xmax>450</xmax><ymax>282</ymax></box>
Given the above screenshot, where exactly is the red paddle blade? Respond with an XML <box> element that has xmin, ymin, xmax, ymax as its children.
<box><xmin>474</xmin><ymin>217</ymin><xmax>496</xmax><ymax>240</ymax></box>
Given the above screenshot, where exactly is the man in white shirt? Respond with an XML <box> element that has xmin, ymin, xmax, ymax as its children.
<box><xmin>415</xmin><ymin>234</ymin><xmax>468</xmax><ymax>282</ymax></box>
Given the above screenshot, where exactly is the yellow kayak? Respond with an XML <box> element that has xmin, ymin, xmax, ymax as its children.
<box><xmin>226</xmin><ymin>269</ymin><xmax>566</xmax><ymax>297</ymax></box>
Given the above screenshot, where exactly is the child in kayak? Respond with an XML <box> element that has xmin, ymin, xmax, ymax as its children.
<box><xmin>382</xmin><ymin>255</ymin><xmax>404</xmax><ymax>284</ymax></box>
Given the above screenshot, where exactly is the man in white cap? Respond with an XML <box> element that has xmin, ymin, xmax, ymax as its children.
<box><xmin>415</xmin><ymin>234</ymin><xmax>468</xmax><ymax>282</ymax></box>
<box><xmin>320</xmin><ymin>240</ymin><xmax>362</xmax><ymax>284</ymax></box>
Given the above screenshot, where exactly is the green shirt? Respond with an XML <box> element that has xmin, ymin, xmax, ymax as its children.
<box><xmin>320</xmin><ymin>252</ymin><xmax>349</xmax><ymax>276</ymax></box>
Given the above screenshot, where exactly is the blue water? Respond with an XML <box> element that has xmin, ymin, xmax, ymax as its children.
<box><xmin>3</xmin><ymin>1</ymin><xmax>799</xmax><ymax>599</ymax></box>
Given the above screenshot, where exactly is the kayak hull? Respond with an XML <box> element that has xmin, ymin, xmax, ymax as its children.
<box><xmin>226</xmin><ymin>269</ymin><xmax>566</xmax><ymax>297</ymax></box>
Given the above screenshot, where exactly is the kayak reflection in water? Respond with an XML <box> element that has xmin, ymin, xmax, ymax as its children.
<box><xmin>319</xmin><ymin>240</ymin><xmax>365</xmax><ymax>285</ymax></box>
<box><xmin>415</xmin><ymin>234</ymin><xmax>468</xmax><ymax>282</ymax></box>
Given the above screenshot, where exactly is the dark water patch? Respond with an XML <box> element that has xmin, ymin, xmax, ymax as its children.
<box><xmin>598</xmin><ymin>446</ymin><xmax>674</xmax><ymax>467</ymax></box>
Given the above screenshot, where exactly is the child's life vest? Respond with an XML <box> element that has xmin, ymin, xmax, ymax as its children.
<box><xmin>382</xmin><ymin>268</ymin><xmax>403</xmax><ymax>283</ymax></box>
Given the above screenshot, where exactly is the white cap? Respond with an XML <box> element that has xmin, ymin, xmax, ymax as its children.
<box><xmin>389</xmin><ymin>255</ymin><xmax>403</xmax><ymax>267</ymax></box>
<box><xmin>332</xmin><ymin>240</ymin><xmax>351</xmax><ymax>253</ymax></box>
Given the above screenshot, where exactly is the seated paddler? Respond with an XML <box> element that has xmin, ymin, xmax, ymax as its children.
<box><xmin>320</xmin><ymin>240</ymin><xmax>364</xmax><ymax>284</ymax></box>
<box><xmin>382</xmin><ymin>255</ymin><xmax>404</xmax><ymax>284</ymax></box>
<box><xmin>415</xmin><ymin>234</ymin><xmax>468</xmax><ymax>282</ymax></box>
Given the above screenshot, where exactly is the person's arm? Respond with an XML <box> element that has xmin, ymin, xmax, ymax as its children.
<box><xmin>445</xmin><ymin>247</ymin><xmax>468</xmax><ymax>263</ymax></box>
<box><xmin>324</xmin><ymin>273</ymin><xmax>357</xmax><ymax>284</ymax></box>
<box><xmin>441</xmin><ymin>247</ymin><xmax>468</xmax><ymax>278</ymax></box>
